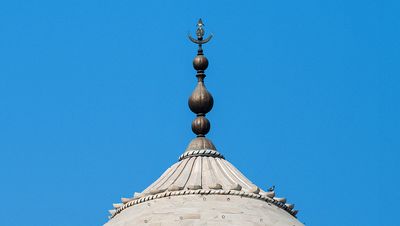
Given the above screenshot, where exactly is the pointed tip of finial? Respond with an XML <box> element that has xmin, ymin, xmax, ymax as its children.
<box><xmin>197</xmin><ymin>18</ymin><xmax>204</xmax><ymax>26</ymax></box>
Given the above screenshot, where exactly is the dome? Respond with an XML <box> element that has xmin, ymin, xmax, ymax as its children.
<box><xmin>104</xmin><ymin>19</ymin><xmax>304</xmax><ymax>226</ymax></box>
<box><xmin>105</xmin><ymin>139</ymin><xmax>303</xmax><ymax>226</ymax></box>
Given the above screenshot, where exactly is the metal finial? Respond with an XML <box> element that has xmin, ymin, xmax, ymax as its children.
<box><xmin>188</xmin><ymin>19</ymin><xmax>214</xmax><ymax>138</ymax></box>
<box><xmin>188</xmin><ymin>18</ymin><xmax>213</xmax><ymax>45</ymax></box>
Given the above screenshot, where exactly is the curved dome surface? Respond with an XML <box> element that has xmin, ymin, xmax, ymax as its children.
<box><xmin>105</xmin><ymin>138</ymin><xmax>303</xmax><ymax>226</ymax></box>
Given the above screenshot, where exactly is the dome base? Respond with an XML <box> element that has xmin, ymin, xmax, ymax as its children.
<box><xmin>105</xmin><ymin>194</ymin><xmax>303</xmax><ymax>226</ymax></box>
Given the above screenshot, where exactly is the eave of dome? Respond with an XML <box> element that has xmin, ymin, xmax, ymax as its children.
<box><xmin>108</xmin><ymin>155</ymin><xmax>298</xmax><ymax>219</ymax></box>
<box><xmin>107</xmin><ymin>194</ymin><xmax>302</xmax><ymax>226</ymax></box>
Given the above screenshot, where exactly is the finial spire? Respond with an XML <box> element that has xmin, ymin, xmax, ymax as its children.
<box><xmin>188</xmin><ymin>18</ymin><xmax>213</xmax><ymax>55</ymax></box>
<box><xmin>188</xmin><ymin>19</ymin><xmax>213</xmax><ymax>138</ymax></box>
<box><xmin>181</xmin><ymin>19</ymin><xmax>219</xmax><ymax>160</ymax></box>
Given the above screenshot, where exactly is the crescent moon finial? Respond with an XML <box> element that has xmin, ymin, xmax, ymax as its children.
<box><xmin>188</xmin><ymin>18</ymin><xmax>213</xmax><ymax>46</ymax></box>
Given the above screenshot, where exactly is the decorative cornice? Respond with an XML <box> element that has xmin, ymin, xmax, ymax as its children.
<box><xmin>179</xmin><ymin>149</ymin><xmax>224</xmax><ymax>161</ymax></box>
<box><xmin>109</xmin><ymin>189</ymin><xmax>298</xmax><ymax>219</ymax></box>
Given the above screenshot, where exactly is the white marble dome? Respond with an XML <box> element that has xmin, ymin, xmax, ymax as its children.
<box><xmin>105</xmin><ymin>19</ymin><xmax>304</xmax><ymax>226</ymax></box>
<box><xmin>104</xmin><ymin>138</ymin><xmax>304</xmax><ymax>226</ymax></box>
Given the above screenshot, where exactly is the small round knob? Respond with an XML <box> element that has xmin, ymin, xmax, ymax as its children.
<box><xmin>191</xmin><ymin>116</ymin><xmax>210</xmax><ymax>136</ymax></box>
<box><xmin>193</xmin><ymin>55</ymin><xmax>209</xmax><ymax>71</ymax></box>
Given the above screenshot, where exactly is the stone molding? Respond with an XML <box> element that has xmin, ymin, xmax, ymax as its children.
<box><xmin>109</xmin><ymin>189</ymin><xmax>297</xmax><ymax>219</ymax></box>
<box><xmin>178</xmin><ymin>149</ymin><xmax>224</xmax><ymax>161</ymax></box>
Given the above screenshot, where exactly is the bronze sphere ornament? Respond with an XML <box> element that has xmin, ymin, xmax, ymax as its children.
<box><xmin>191</xmin><ymin>116</ymin><xmax>210</xmax><ymax>137</ymax></box>
<box><xmin>193</xmin><ymin>55</ymin><xmax>209</xmax><ymax>71</ymax></box>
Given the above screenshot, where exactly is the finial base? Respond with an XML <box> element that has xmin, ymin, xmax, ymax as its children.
<box><xmin>179</xmin><ymin>137</ymin><xmax>223</xmax><ymax>161</ymax></box>
<box><xmin>185</xmin><ymin>137</ymin><xmax>217</xmax><ymax>152</ymax></box>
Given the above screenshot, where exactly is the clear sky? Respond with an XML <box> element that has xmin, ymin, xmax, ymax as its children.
<box><xmin>0</xmin><ymin>0</ymin><xmax>399</xmax><ymax>225</ymax></box>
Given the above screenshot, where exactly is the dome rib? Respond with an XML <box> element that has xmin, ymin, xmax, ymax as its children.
<box><xmin>174</xmin><ymin>157</ymin><xmax>196</xmax><ymax>189</ymax></box>
<box><xmin>202</xmin><ymin>156</ymin><xmax>219</xmax><ymax>189</ymax></box>
<box><xmin>223</xmin><ymin>159</ymin><xmax>255</xmax><ymax>190</ymax></box>
<box><xmin>158</xmin><ymin>158</ymin><xmax>190</xmax><ymax>191</ymax></box>
<box><xmin>143</xmin><ymin>161</ymin><xmax>181</xmax><ymax>193</ymax></box>
<box><xmin>185</xmin><ymin>156</ymin><xmax>202</xmax><ymax>189</ymax></box>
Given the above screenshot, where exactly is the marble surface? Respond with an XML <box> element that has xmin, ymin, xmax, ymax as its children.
<box><xmin>105</xmin><ymin>194</ymin><xmax>304</xmax><ymax>226</ymax></box>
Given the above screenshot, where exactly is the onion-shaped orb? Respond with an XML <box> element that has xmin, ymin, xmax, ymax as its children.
<box><xmin>188</xmin><ymin>82</ymin><xmax>214</xmax><ymax>114</ymax></box>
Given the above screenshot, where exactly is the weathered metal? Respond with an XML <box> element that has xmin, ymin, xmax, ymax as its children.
<box><xmin>188</xmin><ymin>19</ymin><xmax>214</xmax><ymax>138</ymax></box>
<box><xmin>191</xmin><ymin>116</ymin><xmax>210</xmax><ymax>136</ymax></box>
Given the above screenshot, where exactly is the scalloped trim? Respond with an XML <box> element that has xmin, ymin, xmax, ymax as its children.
<box><xmin>109</xmin><ymin>189</ymin><xmax>297</xmax><ymax>219</ymax></box>
<box><xmin>178</xmin><ymin>149</ymin><xmax>224</xmax><ymax>161</ymax></box>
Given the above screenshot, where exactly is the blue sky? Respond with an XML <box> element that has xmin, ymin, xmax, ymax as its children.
<box><xmin>0</xmin><ymin>0</ymin><xmax>399</xmax><ymax>225</ymax></box>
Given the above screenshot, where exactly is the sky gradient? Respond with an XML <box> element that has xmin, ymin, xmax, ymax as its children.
<box><xmin>0</xmin><ymin>0</ymin><xmax>399</xmax><ymax>225</ymax></box>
